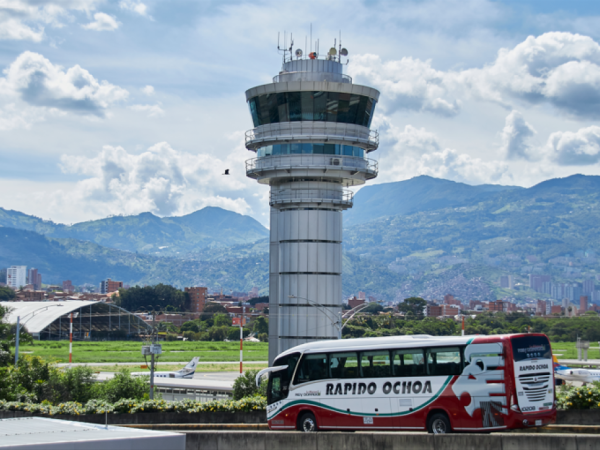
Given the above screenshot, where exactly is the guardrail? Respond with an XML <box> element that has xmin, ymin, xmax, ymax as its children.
<box><xmin>245</xmin><ymin>155</ymin><xmax>378</xmax><ymax>177</ymax></box>
<box><xmin>269</xmin><ymin>188</ymin><xmax>353</xmax><ymax>207</ymax></box>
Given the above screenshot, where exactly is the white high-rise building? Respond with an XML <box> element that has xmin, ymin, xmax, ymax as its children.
<box><xmin>7</xmin><ymin>265</ymin><xmax>27</xmax><ymax>290</ymax></box>
<box><xmin>245</xmin><ymin>37</ymin><xmax>380</xmax><ymax>363</ymax></box>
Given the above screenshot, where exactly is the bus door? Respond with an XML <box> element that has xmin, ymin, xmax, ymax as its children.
<box><xmin>451</xmin><ymin>343</ymin><xmax>507</xmax><ymax>429</ymax></box>
<box><xmin>390</xmin><ymin>348</ymin><xmax>427</xmax><ymax>429</ymax></box>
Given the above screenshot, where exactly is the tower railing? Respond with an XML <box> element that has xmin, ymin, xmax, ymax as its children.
<box><xmin>245</xmin><ymin>154</ymin><xmax>378</xmax><ymax>176</ymax></box>
<box><xmin>245</xmin><ymin>124</ymin><xmax>379</xmax><ymax>151</ymax></box>
<box><xmin>272</xmin><ymin>72</ymin><xmax>352</xmax><ymax>84</ymax></box>
<box><xmin>270</xmin><ymin>188</ymin><xmax>353</xmax><ymax>207</ymax></box>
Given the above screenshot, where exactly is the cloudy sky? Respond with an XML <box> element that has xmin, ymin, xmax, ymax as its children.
<box><xmin>1</xmin><ymin>0</ymin><xmax>600</xmax><ymax>227</ymax></box>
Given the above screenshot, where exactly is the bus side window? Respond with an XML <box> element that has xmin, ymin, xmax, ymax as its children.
<box><xmin>294</xmin><ymin>353</ymin><xmax>328</xmax><ymax>384</ymax></box>
<box><xmin>392</xmin><ymin>349</ymin><xmax>426</xmax><ymax>377</ymax></box>
<box><xmin>330</xmin><ymin>352</ymin><xmax>359</xmax><ymax>378</ymax></box>
<box><xmin>360</xmin><ymin>351</ymin><xmax>391</xmax><ymax>378</ymax></box>
<box><xmin>426</xmin><ymin>347</ymin><xmax>463</xmax><ymax>376</ymax></box>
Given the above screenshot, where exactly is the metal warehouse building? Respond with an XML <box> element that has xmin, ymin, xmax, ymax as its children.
<box><xmin>0</xmin><ymin>301</ymin><xmax>151</xmax><ymax>340</ymax></box>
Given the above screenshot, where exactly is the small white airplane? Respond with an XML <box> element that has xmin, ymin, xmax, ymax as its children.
<box><xmin>132</xmin><ymin>357</ymin><xmax>199</xmax><ymax>379</ymax></box>
<box><xmin>553</xmin><ymin>355</ymin><xmax>600</xmax><ymax>384</ymax></box>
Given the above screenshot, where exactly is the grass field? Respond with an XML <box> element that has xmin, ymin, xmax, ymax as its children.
<box><xmin>19</xmin><ymin>341</ymin><xmax>269</xmax><ymax>364</ymax></box>
<box><xmin>85</xmin><ymin>363</ymin><xmax>269</xmax><ymax>373</ymax></box>
<box><xmin>18</xmin><ymin>340</ymin><xmax>598</xmax><ymax>366</ymax></box>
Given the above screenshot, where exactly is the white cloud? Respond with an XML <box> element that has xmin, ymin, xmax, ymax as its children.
<box><xmin>0</xmin><ymin>51</ymin><xmax>128</xmax><ymax>120</ymax></box>
<box><xmin>141</xmin><ymin>85</ymin><xmax>154</xmax><ymax>95</ymax></box>
<box><xmin>82</xmin><ymin>12</ymin><xmax>119</xmax><ymax>31</ymax></box>
<box><xmin>353</xmin><ymin>32</ymin><xmax>600</xmax><ymax>120</ymax></box>
<box><xmin>0</xmin><ymin>0</ymin><xmax>101</xmax><ymax>41</ymax></box>
<box><xmin>59</xmin><ymin>142</ymin><xmax>252</xmax><ymax>217</ymax></box>
<box><xmin>119</xmin><ymin>0</ymin><xmax>150</xmax><ymax>17</ymax></box>
<box><xmin>130</xmin><ymin>104</ymin><xmax>165</xmax><ymax>118</ymax></box>
<box><xmin>500</xmin><ymin>110</ymin><xmax>537</xmax><ymax>160</ymax></box>
<box><xmin>545</xmin><ymin>126</ymin><xmax>600</xmax><ymax>165</ymax></box>
<box><xmin>377</xmin><ymin>123</ymin><xmax>508</xmax><ymax>185</ymax></box>
<box><xmin>350</xmin><ymin>55</ymin><xmax>460</xmax><ymax>117</ymax></box>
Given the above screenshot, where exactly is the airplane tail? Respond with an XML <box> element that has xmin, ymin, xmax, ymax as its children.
<box><xmin>183</xmin><ymin>357</ymin><xmax>199</xmax><ymax>371</ymax></box>
<box><xmin>553</xmin><ymin>355</ymin><xmax>561</xmax><ymax>370</ymax></box>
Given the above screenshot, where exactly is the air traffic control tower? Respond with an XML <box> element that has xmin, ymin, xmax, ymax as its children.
<box><xmin>244</xmin><ymin>38</ymin><xmax>380</xmax><ymax>364</ymax></box>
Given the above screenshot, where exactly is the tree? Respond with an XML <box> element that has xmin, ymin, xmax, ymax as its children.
<box><xmin>202</xmin><ymin>303</ymin><xmax>228</xmax><ymax>315</ymax></box>
<box><xmin>118</xmin><ymin>284</ymin><xmax>188</xmax><ymax>312</ymax></box>
<box><xmin>253</xmin><ymin>316</ymin><xmax>268</xmax><ymax>335</ymax></box>
<box><xmin>214</xmin><ymin>313</ymin><xmax>232</xmax><ymax>327</ymax></box>
<box><xmin>0</xmin><ymin>287</ymin><xmax>15</xmax><ymax>301</ymax></box>
<box><xmin>0</xmin><ymin>304</ymin><xmax>32</xmax><ymax>367</ymax></box>
<box><xmin>232</xmin><ymin>369</ymin><xmax>267</xmax><ymax>400</ymax></box>
<box><xmin>248</xmin><ymin>296</ymin><xmax>268</xmax><ymax>306</ymax></box>
<box><xmin>399</xmin><ymin>297</ymin><xmax>427</xmax><ymax>317</ymax></box>
<box><xmin>362</xmin><ymin>303</ymin><xmax>384</xmax><ymax>314</ymax></box>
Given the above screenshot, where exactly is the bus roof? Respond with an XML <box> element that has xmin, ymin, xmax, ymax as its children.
<box><xmin>275</xmin><ymin>333</ymin><xmax>532</xmax><ymax>359</ymax></box>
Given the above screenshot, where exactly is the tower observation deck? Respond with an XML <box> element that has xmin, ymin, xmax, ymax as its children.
<box><xmin>244</xmin><ymin>40</ymin><xmax>380</xmax><ymax>364</ymax></box>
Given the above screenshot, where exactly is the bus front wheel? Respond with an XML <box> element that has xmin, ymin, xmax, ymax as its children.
<box><xmin>427</xmin><ymin>412</ymin><xmax>451</xmax><ymax>434</ymax></box>
<box><xmin>298</xmin><ymin>412</ymin><xmax>318</xmax><ymax>432</ymax></box>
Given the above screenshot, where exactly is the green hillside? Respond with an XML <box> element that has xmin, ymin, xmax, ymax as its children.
<box><xmin>0</xmin><ymin>206</ymin><xmax>268</xmax><ymax>256</ymax></box>
<box><xmin>344</xmin><ymin>175</ymin><xmax>522</xmax><ymax>227</ymax></box>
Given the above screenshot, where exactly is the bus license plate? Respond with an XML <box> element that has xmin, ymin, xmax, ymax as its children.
<box><xmin>535</xmin><ymin>420</ymin><xmax>542</xmax><ymax>426</ymax></box>
<box><xmin>363</xmin><ymin>417</ymin><xmax>373</xmax><ymax>424</ymax></box>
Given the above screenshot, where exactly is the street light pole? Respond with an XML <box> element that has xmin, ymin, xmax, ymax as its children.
<box><xmin>150</xmin><ymin>311</ymin><xmax>155</xmax><ymax>400</ymax></box>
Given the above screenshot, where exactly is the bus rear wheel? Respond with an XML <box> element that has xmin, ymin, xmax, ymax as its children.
<box><xmin>427</xmin><ymin>412</ymin><xmax>451</xmax><ymax>434</ymax></box>
<box><xmin>298</xmin><ymin>412</ymin><xmax>318</xmax><ymax>432</ymax></box>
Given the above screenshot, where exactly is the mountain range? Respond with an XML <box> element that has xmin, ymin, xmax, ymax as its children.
<box><xmin>1</xmin><ymin>174</ymin><xmax>599</xmax><ymax>302</ymax></box>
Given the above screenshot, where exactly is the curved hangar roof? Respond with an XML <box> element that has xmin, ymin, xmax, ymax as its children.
<box><xmin>0</xmin><ymin>301</ymin><xmax>150</xmax><ymax>336</ymax></box>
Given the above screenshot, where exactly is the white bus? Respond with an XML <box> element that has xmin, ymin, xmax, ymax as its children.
<box><xmin>256</xmin><ymin>333</ymin><xmax>556</xmax><ymax>433</ymax></box>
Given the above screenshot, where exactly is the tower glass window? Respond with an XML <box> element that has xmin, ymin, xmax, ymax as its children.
<box><xmin>248</xmin><ymin>92</ymin><xmax>377</xmax><ymax>127</ymax></box>
<box><xmin>256</xmin><ymin>143</ymin><xmax>365</xmax><ymax>158</ymax></box>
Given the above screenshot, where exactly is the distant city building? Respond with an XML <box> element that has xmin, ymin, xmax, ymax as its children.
<box><xmin>248</xmin><ymin>287</ymin><xmax>259</xmax><ymax>299</ymax></box>
<box><xmin>348</xmin><ymin>297</ymin><xmax>366</xmax><ymax>310</ymax></box>
<box><xmin>550</xmin><ymin>305</ymin><xmax>562</xmax><ymax>315</ymax></box>
<box><xmin>99</xmin><ymin>279</ymin><xmax>123</xmax><ymax>294</ymax></box>
<box><xmin>426</xmin><ymin>304</ymin><xmax>459</xmax><ymax>317</ymax></box>
<box><xmin>28</xmin><ymin>268</ymin><xmax>42</xmax><ymax>290</ymax></box>
<box><xmin>583</xmin><ymin>279</ymin><xmax>595</xmax><ymax>294</ymax></box>
<box><xmin>536</xmin><ymin>300</ymin><xmax>547</xmax><ymax>316</ymax></box>
<box><xmin>254</xmin><ymin>302</ymin><xmax>269</xmax><ymax>311</ymax></box>
<box><xmin>62</xmin><ymin>280</ymin><xmax>75</xmax><ymax>294</ymax></box>
<box><xmin>500</xmin><ymin>275</ymin><xmax>515</xmax><ymax>289</ymax></box>
<box><xmin>529</xmin><ymin>275</ymin><xmax>551</xmax><ymax>292</ymax></box>
<box><xmin>184</xmin><ymin>287</ymin><xmax>208</xmax><ymax>313</ymax></box>
<box><xmin>443</xmin><ymin>294</ymin><xmax>461</xmax><ymax>306</ymax></box>
<box><xmin>580</xmin><ymin>295</ymin><xmax>589</xmax><ymax>314</ymax></box>
<box><xmin>358</xmin><ymin>291</ymin><xmax>366</xmax><ymax>300</ymax></box>
<box><xmin>6</xmin><ymin>266</ymin><xmax>27</xmax><ymax>290</ymax></box>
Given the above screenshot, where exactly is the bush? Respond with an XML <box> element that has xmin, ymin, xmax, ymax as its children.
<box><xmin>93</xmin><ymin>369</ymin><xmax>150</xmax><ymax>403</ymax></box>
<box><xmin>557</xmin><ymin>382</ymin><xmax>600</xmax><ymax>410</ymax></box>
<box><xmin>232</xmin><ymin>369</ymin><xmax>267</xmax><ymax>400</ymax></box>
<box><xmin>0</xmin><ymin>396</ymin><xmax>266</xmax><ymax>415</ymax></box>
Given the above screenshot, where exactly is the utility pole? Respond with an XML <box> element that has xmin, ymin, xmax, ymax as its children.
<box><xmin>240</xmin><ymin>306</ymin><xmax>245</xmax><ymax>374</ymax></box>
<box><xmin>69</xmin><ymin>313</ymin><xmax>73</xmax><ymax>364</ymax></box>
<box><xmin>150</xmin><ymin>312</ymin><xmax>155</xmax><ymax>400</ymax></box>
<box><xmin>14</xmin><ymin>316</ymin><xmax>20</xmax><ymax>368</ymax></box>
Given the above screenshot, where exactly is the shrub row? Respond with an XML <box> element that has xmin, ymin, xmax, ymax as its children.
<box><xmin>557</xmin><ymin>382</ymin><xmax>600</xmax><ymax>410</ymax></box>
<box><xmin>0</xmin><ymin>396</ymin><xmax>266</xmax><ymax>416</ymax></box>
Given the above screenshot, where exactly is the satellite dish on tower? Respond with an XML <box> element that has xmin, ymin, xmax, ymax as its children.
<box><xmin>340</xmin><ymin>48</ymin><xmax>348</xmax><ymax>57</ymax></box>
<box><xmin>295</xmin><ymin>49</ymin><xmax>303</xmax><ymax>58</ymax></box>
<box><xmin>328</xmin><ymin>47</ymin><xmax>337</xmax><ymax>56</ymax></box>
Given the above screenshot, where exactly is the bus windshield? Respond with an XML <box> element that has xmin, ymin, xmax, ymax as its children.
<box><xmin>268</xmin><ymin>353</ymin><xmax>299</xmax><ymax>405</ymax></box>
<box><xmin>511</xmin><ymin>335</ymin><xmax>551</xmax><ymax>362</ymax></box>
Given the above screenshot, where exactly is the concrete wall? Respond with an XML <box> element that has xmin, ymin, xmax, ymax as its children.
<box><xmin>183</xmin><ymin>431</ymin><xmax>600</xmax><ymax>450</ymax></box>
<box><xmin>0</xmin><ymin>411</ymin><xmax>265</xmax><ymax>424</ymax></box>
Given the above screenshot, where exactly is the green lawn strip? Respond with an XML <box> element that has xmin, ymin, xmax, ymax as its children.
<box><xmin>86</xmin><ymin>363</ymin><xmax>268</xmax><ymax>373</ymax></box>
<box><xmin>20</xmin><ymin>341</ymin><xmax>268</xmax><ymax>364</ymax></box>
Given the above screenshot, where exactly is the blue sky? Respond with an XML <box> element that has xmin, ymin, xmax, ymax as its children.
<box><xmin>1</xmin><ymin>0</ymin><xmax>600</xmax><ymax>226</ymax></box>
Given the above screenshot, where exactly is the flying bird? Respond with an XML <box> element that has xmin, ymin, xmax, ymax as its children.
<box><xmin>223</xmin><ymin>169</ymin><xmax>229</xmax><ymax>175</ymax></box>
